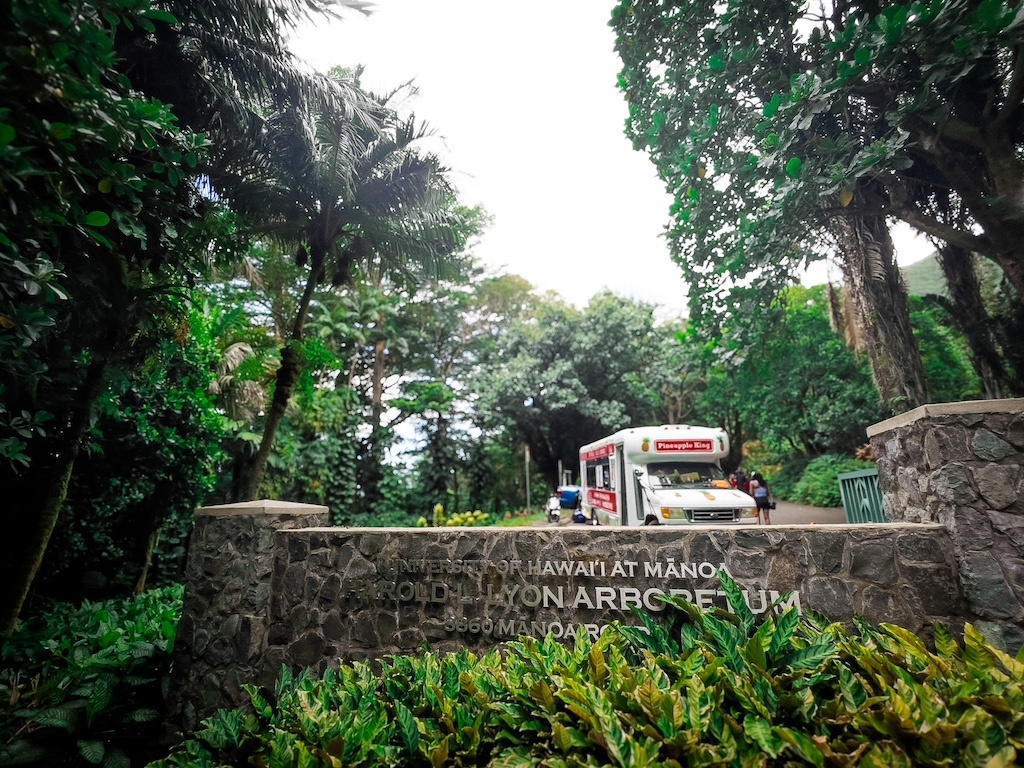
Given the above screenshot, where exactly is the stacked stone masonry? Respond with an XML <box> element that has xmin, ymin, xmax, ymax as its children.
<box><xmin>170</xmin><ymin>399</ymin><xmax>1024</xmax><ymax>731</ymax></box>
<box><xmin>868</xmin><ymin>398</ymin><xmax>1024</xmax><ymax>651</ymax></box>
<box><xmin>172</xmin><ymin>512</ymin><xmax>963</xmax><ymax>731</ymax></box>
<box><xmin>166</xmin><ymin>501</ymin><xmax>329</xmax><ymax>733</ymax></box>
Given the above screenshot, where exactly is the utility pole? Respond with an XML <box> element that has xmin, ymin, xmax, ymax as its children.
<box><xmin>525</xmin><ymin>444</ymin><xmax>531</xmax><ymax>509</ymax></box>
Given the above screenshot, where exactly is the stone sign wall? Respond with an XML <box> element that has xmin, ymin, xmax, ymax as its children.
<box><xmin>166</xmin><ymin>500</ymin><xmax>329</xmax><ymax>731</ymax></box>
<box><xmin>171</xmin><ymin>510</ymin><xmax>963</xmax><ymax>731</ymax></box>
<box><xmin>168</xmin><ymin>399</ymin><xmax>1024</xmax><ymax>732</ymax></box>
<box><xmin>868</xmin><ymin>398</ymin><xmax>1024</xmax><ymax>650</ymax></box>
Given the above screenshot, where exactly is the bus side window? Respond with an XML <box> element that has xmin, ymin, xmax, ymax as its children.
<box><xmin>589</xmin><ymin>461</ymin><xmax>609</xmax><ymax>490</ymax></box>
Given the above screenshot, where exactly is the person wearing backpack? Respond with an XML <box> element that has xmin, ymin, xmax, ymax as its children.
<box><xmin>735</xmin><ymin>468</ymin><xmax>749</xmax><ymax>495</ymax></box>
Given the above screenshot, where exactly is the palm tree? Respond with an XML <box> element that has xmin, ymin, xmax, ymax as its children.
<box><xmin>2</xmin><ymin>0</ymin><xmax>385</xmax><ymax>635</ymax></box>
<box><xmin>217</xmin><ymin>84</ymin><xmax>472</xmax><ymax>500</ymax></box>
<box><xmin>115</xmin><ymin>0</ymin><xmax>376</xmax><ymax>142</ymax></box>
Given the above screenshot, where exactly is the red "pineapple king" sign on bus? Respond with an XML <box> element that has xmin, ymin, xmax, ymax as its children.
<box><xmin>654</xmin><ymin>439</ymin><xmax>713</xmax><ymax>452</ymax></box>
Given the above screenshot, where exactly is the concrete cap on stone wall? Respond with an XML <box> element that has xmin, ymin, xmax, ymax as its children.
<box><xmin>298</xmin><ymin>523</ymin><xmax>942</xmax><ymax>533</ymax></box>
<box><xmin>866</xmin><ymin>398</ymin><xmax>1024</xmax><ymax>438</ymax></box>
<box><xmin>195</xmin><ymin>499</ymin><xmax>330</xmax><ymax>517</ymax></box>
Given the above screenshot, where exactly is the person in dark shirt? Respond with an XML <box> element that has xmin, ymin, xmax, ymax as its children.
<box><xmin>750</xmin><ymin>472</ymin><xmax>771</xmax><ymax>524</ymax></box>
<box><xmin>735</xmin><ymin>469</ymin><xmax>749</xmax><ymax>495</ymax></box>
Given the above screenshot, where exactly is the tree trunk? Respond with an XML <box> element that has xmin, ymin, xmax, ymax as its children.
<box><xmin>0</xmin><ymin>357</ymin><xmax>107</xmax><ymax>636</ymax></box>
<box><xmin>421</xmin><ymin>415</ymin><xmax>452</xmax><ymax>509</ymax></box>
<box><xmin>896</xmin><ymin>70</ymin><xmax>1024</xmax><ymax>298</ymax></box>
<box><xmin>720</xmin><ymin>407</ymin><xmax>745</xmax><ymax>474</ymax></box>
<box><xmin>370</xmin><ymin>337</ymin><xmax>386</xmax><ymax>436</ymax></box>
<box><xmin>834</xmin><ymin>208</ymin><xmax>929</xmax><ymax>414</ymax></box>
<box><xmin>129</xmin><ymin>477</ymin><xmax>176</xmax><ymax>595</ymax></box>
<box><xmin>990</xmin><ymin>252</ymin><xmax>1024</xmax><ymax>298</ymax></box>
<box><xmin>357</xmin><ymin>336</ymin><xmax>389</xmax><ymax>515</ymax></box>
<box><xmin>133</xmin><ymin>529</ymin><xmax>158</xmax><ymax>595</ymax></box>
<box><xmin>236</xmin><ymin>259</ymin><xmax>320</xmax><ymax>501</ymax></box>
<box><xmin>237</xmin><ymin>344</ymin><xmax>302</xmax><ymax>500</ymax></box>
<box><xmin>935</xmin><ymin>243</ymin><xmax>1013</xmax><ymax>399</ymax></box>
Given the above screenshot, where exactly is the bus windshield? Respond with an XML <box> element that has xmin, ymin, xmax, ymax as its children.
<box><xmin>646</xmin><ymin>462</ymin><xmax>725</xmax><ymax>489</ymax></box>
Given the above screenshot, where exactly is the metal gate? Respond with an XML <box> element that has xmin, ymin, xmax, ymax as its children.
<box><xmin>838</xmin><ymin>468</ymin><xmax>887</xmax><ymax>523</ymax></box>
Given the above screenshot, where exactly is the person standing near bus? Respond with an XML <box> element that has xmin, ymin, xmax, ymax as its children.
<box><xmin>735</xmin><ymin>468</ymin><xmax>749</xmax><ymax>495</ymax></box>
<box><xmin>750</xmin><ymin>472</ymin><xmax>771</xmax><ymax>524</ymax></box>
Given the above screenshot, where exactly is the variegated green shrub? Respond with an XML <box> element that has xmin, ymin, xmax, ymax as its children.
<box><xmin>151</xmin><ymin>573</ymin><xmax>1024</xmax><ymax>767</ymax></box>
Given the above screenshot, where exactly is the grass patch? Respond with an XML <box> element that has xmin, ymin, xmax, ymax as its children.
<box><xmin>494</xmin><ymin>510</ymin><xmax>548</xmax><ymax>527</ymax></box>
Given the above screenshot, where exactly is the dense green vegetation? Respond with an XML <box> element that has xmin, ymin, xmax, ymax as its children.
<box><xmin>2</xmin><ymin>0</ymin><xmax>1019</xmax><ymax>627</ymax></box>
<box><xmin>612</xmin><ymin>0</ymin><xmax>1024</xmax><ymax>408</ymax></box>
<box><xmin>791</xmin><ymin>456</ymin><xmax>876</xmax><ymax>509</ymax></box>
<box><xmin>7</xmin><ymin>577</ymin><xmax>1021</xmax><ymax>767</ymax></box>
<box><xmin>3</xmin><ymin>0</ymin><xmax>1022</xmax><ymax>764</ymax></box>
<box><xmin>0</xmin><ymin>585</ymin><xmax>183</xmax><ymax>767</ymax></box>
<box><xmin>139</xmin><ymin>574</ymin><xmax>1022</xmax><ymax>767</ymax></box>
<box><xmin>7</xmin><ymin>578</ymin><xmax>1023</xmax><ymax>767</ymax></box>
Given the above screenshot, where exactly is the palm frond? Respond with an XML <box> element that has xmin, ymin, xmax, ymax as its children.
<box><xmin>220</xmin><ymin>341</ymin><xmax>255</xmax><ymax>375</ymax></box>
<box><xmin>165</xmin><ymin>0</ymin><xmax>370</xmax><ymax>38</ymax></box>
<box><xmin>209</xmin><ymin>70</ymin><xmax>470</xmax><ymax>290</ymax></box>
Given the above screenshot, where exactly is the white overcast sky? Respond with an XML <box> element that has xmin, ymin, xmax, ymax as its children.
<box><xmin>292</xmin><ymin>1</ymin><xmax>929</xmax><ymax>313</ymax></box>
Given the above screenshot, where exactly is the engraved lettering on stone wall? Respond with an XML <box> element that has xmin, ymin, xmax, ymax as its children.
<box><xmin>335</xmin><ymin>556</ymin><xmax>800</xmax><ymax>641</ymax></box>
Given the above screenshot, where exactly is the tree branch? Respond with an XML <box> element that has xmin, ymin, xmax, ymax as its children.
<box><xmin>891</xmin><ymin>203</ymin><xmax>991</xmax><ymax>254</ymax></box>
<box><xmin>995</xmin><ymin>45</ymin><xmax>1024</xmax><ymax>130</ymax></box>
<box><xmin>906</xmin><ymin>112</ymin><xmax>988</xmax><ymax>152</ymax></box>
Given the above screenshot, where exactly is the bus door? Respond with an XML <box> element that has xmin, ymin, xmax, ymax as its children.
<box><xmin>616</xmin><ymin>443</ymin><xmax>631</xmax><ymax>524</ymax></box>
<box><xmin>583</xmin><ymin>444</ymin><xmax>618</xmax><ymax>524</ymax></box>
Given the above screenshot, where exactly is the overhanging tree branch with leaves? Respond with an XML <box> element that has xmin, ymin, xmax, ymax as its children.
<box><xmin>612</xmin><ymin>0</ymin><xmax>1024</xmax><ymax>412</ymax></box>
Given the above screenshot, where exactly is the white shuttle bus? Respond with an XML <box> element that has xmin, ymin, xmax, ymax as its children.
<box><xmin>579</xmin><ymin>424</ymin><xmax>757</xmax><ymax>526</ymax></box>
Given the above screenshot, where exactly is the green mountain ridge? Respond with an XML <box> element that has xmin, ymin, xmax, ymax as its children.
<box><xmin>901</xmin><ymin>251</ymin><xmax>1006</xmax><ymax>298</ymax></box>
<box><xmin>901</xmin><ymin>252</ymin><xmax>944</xmax><ymax>297</ymax></box>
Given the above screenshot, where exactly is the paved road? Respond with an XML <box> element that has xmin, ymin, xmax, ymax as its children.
<box><xmin>544</xmin><ymin>499</ymin><xmax>848</xmax><ymax>527</ymax></box>
<box><xmin>766</xmin><ymin>499</ymin><xmax>847</xmax><ymax>525</ymax></box>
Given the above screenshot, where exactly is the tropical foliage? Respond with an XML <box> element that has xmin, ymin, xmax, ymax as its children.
<box><xmin>0</xmin><ymin>585</ymin><xmax>183</xmax><ymax>767</ymax></box>
<box><xmin>472</xmin><ymin>292</ymin><xmax>668</xmax><ymax>484</ymax></box>
<box><xmin>213</xmin><ymin>85</ymin><xmax>474</xmax><ymax>501</ymax></box>
<box><xmin>791</xmin><ymin>454</ymin><xmax>877</xmax><ymax>509</ymax></box>
<box><xmin>0</xmin><ymin>0</ymin><xmax>216</xmax><ymax>635</ymax></box>
<box><xmin>150</xmin><ymin>574</ymin><xmax>1024</xmax><ymax>767</ymax></box>
<box><xmin>5</xmin><ymin>4</ymin><xmax>1020</xmax><ymax>766</ymax></box>
<box><xmin>0</xmin><ymin>0</ymin><xmax>471</xmax><ymax>631</ymax></box>
<box><xmin>610</xmin><ymin>0</ymin><xmax>1023</xmax><ymax>410</ymax></box>
<box><xmin>2</xmin><ymin>0</ymin><xmax>1012</xmax><ymax>645</ymax></box>
<box><xmin>37</xmin><ymin>320</ymin><xmax>224</xmax><ymax>600</ymax></box>
<box><xmin>693</xmin><ymin>285</ymin><xmax>887</xmax><ymax>463</ymax></box>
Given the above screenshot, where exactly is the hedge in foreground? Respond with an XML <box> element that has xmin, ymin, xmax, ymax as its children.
<box><xmin>0</xmin><ymin>584</ymin><xmax>183</xmax><ymax>767</ymax></box>
<box><xmin>152</xmin><ymin>575</ymin><xmax>1024</xmax><ymax>767</ymax></box>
